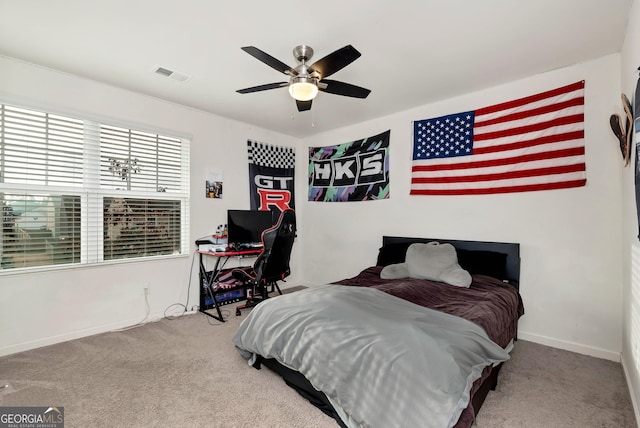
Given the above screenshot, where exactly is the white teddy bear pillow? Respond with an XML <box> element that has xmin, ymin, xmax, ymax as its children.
<box><xmin>380</xmin><ymin>242</ymin><xmax>471</xmax><ymax>287</ymax></box>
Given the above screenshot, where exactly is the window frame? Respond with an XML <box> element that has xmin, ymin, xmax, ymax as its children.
<box><xmin>0</xmin><ymin>99</ymin><xmax>191</xmax><ymax>274</ymax></box>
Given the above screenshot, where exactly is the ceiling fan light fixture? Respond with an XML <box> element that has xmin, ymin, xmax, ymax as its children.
<box><xmin>289</xmin><ymin>77</ymin><xmax>318</xmax><ymax>101</ymax></box>
<box><xmin>237</xmin><ymin>44</ymin><xmax>371</xmax><ymax>111</ymax></box>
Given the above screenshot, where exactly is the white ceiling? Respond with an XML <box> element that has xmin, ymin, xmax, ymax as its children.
<box><xmin>0</xmin><ymin>0</ymin><xmax>633</xmax><ymax>138</ymax></box>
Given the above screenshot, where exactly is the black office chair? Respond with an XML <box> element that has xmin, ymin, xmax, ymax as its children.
<box><xmin>234</xmin><ymin>209</ymin><xmax>296</xmax><ymax>316</ymax></box>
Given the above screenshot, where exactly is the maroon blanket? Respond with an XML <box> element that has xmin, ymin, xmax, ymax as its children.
<box><xmin>334</xmin><ymin>266</ymin><xmax>524</xmax><ymax>348</ymax></box>
<box><xmin>334</xmin><ymin>266</ymin><xmax>524</xmax><ymax>428</ymax></box>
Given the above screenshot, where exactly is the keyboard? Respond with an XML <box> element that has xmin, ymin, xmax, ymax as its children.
<box><xmin>233</xmin><ymin>242</ymin><xmax>263</xmax><ymax>251</ymax></box>
<box><xmin>243</xmin><ymin>242</ymin><xmax>263</xmax><ymax>249</ymax></box>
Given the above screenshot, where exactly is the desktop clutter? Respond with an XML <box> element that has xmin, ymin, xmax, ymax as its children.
<box><xmin>195</xmin><ymin>224</ymin><xmax>228</xmax><ymax>252</ymax></box>
<box><xmin>196</xmin><ymin>209</ymin><xmax>274</xmax><ymax>253</ymax></box>
<box><xmin>195</xmin><ymin>209</ymin><xmax>294</xmax><ymax>322</ymax></box>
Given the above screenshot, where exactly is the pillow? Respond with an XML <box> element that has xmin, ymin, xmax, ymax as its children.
<box><xmin>456</xmin><ymin>249</ymin><xmax>508</xmax><ymax>280</ymax></box>
<box><xmin>380</xmin><ymin>262</ymin><xmax>409</xmax><ymax>279</ymax></box>
<box><xmin>376</xmin><ymin>243</ymin><xmax>412</xmax><ymax>266</ymax></box>
<box><xmin>406</xmin><ymin>242</ymin><xmax>471</xmax><ymax>287</ymax></box>
<box><xmin>381</xmin><ymin>242</ymin><xmax>471</xmax><ymax>287</ymax></box>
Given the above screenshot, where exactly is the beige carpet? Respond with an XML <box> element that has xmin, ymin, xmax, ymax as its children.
<box><xmin>0</xmin><ymin>308</ymin><xmax>636</xmax><ymax>428</ymax></box>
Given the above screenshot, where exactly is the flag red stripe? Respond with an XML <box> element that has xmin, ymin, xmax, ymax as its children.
<box><xmin>474</xmin><ymin>81</ymin><xmax>585</xmax><ymax>116</ymax></box>
<box><xmin>411</xmin><ymin>163</ymin><xmax>586</xmax><ymax>184</ymax></box>
<box><xmin>474</xmin><ymin>97</ymin><xmax>584</xmax><ymax>127</ymax></box>
<box><xmin>411</xmin><ymin>81</ymin><xmax>586</xmax><ymax>195</ymax></box>
<box><xmin>412</xmin><ymin>146</ymin><xmax>586</xmax><ymax>172</ymax></box>
<box><xmin>474</xmin><ymin>114</ymin><xmax>583</xmax><ymax>141</ymax></box>
<box><xmin>473</xmin><ymin>130</ymin><xmax>584</xmax><ymax>155</ymax></box>
<box><xmin>410</xmin><ymin>179</ymin><xmax>587</xmax><ymax>195</ymax></box>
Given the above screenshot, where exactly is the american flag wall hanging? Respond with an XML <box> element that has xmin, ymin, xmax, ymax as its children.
<box><xmin>411</xmin><ymin>81</ymin><xmax>586</xmax><ymax>195</ymax></box>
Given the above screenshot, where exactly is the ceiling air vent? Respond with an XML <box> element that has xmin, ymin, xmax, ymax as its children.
<box><xmin>151</xmin><ymin>65</ymin><xmax>191</xmax><ymax>82</ymax></box>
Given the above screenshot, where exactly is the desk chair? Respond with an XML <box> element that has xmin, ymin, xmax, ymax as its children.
<box><xmin>233</xmin><ymin>209</ymin><xmax>296</xmax><ymax>316</ymax></box>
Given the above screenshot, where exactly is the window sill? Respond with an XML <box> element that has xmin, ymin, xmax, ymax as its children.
<box><xmin>0</xmin><ymin>252</ymin><xmax>191</xmax><ymax>277</ymax></box>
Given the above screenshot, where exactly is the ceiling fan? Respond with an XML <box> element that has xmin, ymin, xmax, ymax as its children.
<box><xmin>236</xmin><ymin>45</ymin><xmax>371</xmax><ymax>112</ymax></box>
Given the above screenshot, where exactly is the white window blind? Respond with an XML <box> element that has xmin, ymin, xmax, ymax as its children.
<box><xmin>103</xmin><ymin>197</ymin><xmax>181</xmax><ymax>260</ymax></box>
<box><xmin>2</xmin><ymin>105</ymin><xmax>84</xmax><ymax>187</ymax></box>
<box><xmin>100</xmin><ymin>125</ymin><xmax>183</xmax><ymax>193</ymax></box>
<box><xmin>0</xmin><ymin>103</ymin><xmax>190</xmax><ymax>271</ymax></box>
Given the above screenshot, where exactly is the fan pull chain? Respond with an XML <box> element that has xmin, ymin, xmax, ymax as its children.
<box><xmin>288</xmin><ymin>105</ymin><xmax>316</xmax><ymax>128</ymax></box>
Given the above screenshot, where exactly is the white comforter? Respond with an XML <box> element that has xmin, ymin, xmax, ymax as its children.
<box><xmin>232</xmin><ymin>284</ymin><xmax>509</xmax><ymax>428</ymax></box>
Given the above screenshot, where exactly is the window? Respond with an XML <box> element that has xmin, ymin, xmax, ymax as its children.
<box><xmin>103</xmin><ymin>197</ymin><xmax>181</xmax><ymax>260</ymax></box>
<box><xmin>0</xmin><ymin>103</ymin><xmax>190</xmax><ymax>271</ymax></box>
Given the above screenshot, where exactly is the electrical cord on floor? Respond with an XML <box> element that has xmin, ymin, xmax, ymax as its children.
<box><xmin>163</xmin><ymin>249</ymin><xmax>235</xmax><ymax>325</ymax></box>
<box><xmin>164</xmin><ymin>250</ymin><xmax>198</xmax><ymax>320</ymax></box>
<box><xmin>109</xmin><ymin>287</ymin><xmax>153</xmax><ymax>332</ymax></box>
<box><xmin>163</xmin><ymin>303</ymin><xmax>188</xmax><ymax>320</ymax></box>
<box><xmin>109</xmin><ymin>250</ymin><xmax>209</xmax><ymax>332</ymax></box>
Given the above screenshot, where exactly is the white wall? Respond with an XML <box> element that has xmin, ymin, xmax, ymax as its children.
<box><xmin>300</xmin><ymin>54</ymin><xmax>624</xmax><ymax>361</ymax></box>
<box><xmin>0</xmin><ymin>52</ymin><xmax>626</xmax><ymax>365</ymax></box>
<box><xmin>0</xmin><ymin>56</ymin><xmax>300</xmax><ymax>356</ymax></box>
<box><xmin>620</xmin><ymin>0</ymin><xmax>640</xmax><ymax>417</ymax></box>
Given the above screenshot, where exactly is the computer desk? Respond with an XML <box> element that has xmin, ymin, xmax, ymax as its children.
<box><xmin>197</xmin><ymin>248</ymin><xmax>262</xmax><ymax>322</ymax></box>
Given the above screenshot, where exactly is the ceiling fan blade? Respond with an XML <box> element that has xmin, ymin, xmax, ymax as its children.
<box><xmin>309</xmin><ymin>45</ymin><xmax>361</xmax><ymax>79</ymax></box>
<box><xmin>296</xmin><ymin>100</ymin><xmax>312</xmax><ymax>112</ymax></box>
<box><xmin>319</xmin><ymin>80</ymin><xmax>371</xmax><ymax>99</ymax></box>
<box><xmin>241</xmin><ymin>46</ymin><xmax>298</xmax><ymax>76</ymax></box>
<box><xmin>236</xmin><ymin>82</ymin><xmax>288</xmax><ymax>94</ymax></box>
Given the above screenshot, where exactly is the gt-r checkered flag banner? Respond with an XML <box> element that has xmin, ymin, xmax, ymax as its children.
<box><xmin>247</xmin><ymin>140</ymin><xmax>295</xmax><ymax>213</ymax></box>
<box><xmin>308</xmin><ymin>130</ymin><xmax>390</xmax><ymax>202</ymax></box>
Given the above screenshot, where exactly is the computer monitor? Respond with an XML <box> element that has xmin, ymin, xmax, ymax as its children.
<box><xmin>227</xmin><ymin>209</ymin><xmax>276</xmax><ymax>248</ymax></box>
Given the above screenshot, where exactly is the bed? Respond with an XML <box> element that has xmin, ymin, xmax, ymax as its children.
<box><xmin>232</xmin><ymin>236</ymin><xmax>524</xmax><ymax>428</ymax></box>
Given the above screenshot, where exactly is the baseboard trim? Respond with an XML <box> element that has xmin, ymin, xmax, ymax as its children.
<box><xmin>620</xmin><ymin>353</ymin><xmax>640</xmax><ymax>427</ymax></box>
<box><xmin>0</xmin><ymin>312</ymin><xmax>165</xmax><ymax>357</ymax></box>
<box><xmin>518</xmin><ymin>331</ymin><xmax>621</xmax><ymax>362</ymax></box>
